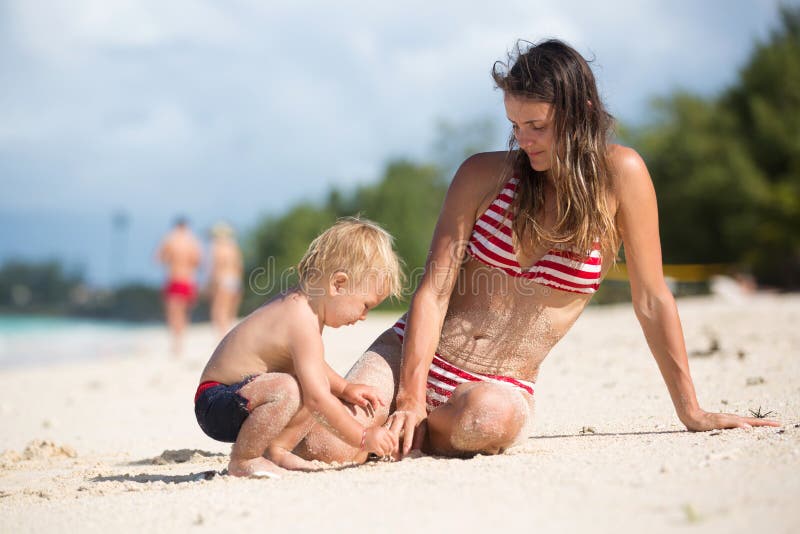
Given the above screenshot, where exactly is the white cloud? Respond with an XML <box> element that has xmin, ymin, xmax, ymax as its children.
<box><xmin>10</xmin><ymin>0</ymin><xmax>242</xmax><ymax>64</ymax></box>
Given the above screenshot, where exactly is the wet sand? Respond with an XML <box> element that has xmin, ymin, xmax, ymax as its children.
<box><xmin>1</xmin><ymin>294</ymin><xmax>798</xmax><ymax>533</ymax></box>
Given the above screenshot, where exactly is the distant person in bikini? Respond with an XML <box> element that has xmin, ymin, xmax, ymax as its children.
<box><xmin>208</xmin><ymin>222</ymin><xmax>244</xmax><ymax>337</ymax></box>
<box><xmin>157</xmin><ymin>217</ymin><xmax>203</xmax><ymax>356</ymax></box>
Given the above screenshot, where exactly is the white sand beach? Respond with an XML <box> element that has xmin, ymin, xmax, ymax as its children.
<box><xmin>1</xmin><ymin>294</ymin><xmax>798</xmax><ymax>533</ymax></box>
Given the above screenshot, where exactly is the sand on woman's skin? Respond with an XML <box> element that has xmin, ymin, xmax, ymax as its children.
<box><xmin>0</xmin><ymin>294</ymin><xmax>798</xmax><ymax>533</ymax></box>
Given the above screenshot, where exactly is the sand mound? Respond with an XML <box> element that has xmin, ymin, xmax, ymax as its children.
<box><xmin>0</xmin><ymin>449</ymin><xmax>22</xmax><ymax>467</ymax></box>
<box><xmin>149</xmin><ymin>449</ymin><xmax>223</xmax><ymax>465</ymax></box>
<box><xmin>23</xmin><ymin>440</ymin><xmax>77</xmax><ymax>460</ymax></box>
<box><xmin>1</xmin><ymin>440</ymin><xmax>77</xmax><ymax>468</ymax></box>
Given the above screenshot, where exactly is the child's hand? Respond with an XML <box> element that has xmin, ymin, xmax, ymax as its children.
<box><xmin>341</xmin><ymin>383</ymin><xmax>385</xmax><ymax>413</ymax></box>
<box><xmin>364</xmin><ymin>426</ymin><xmax>397</xmax><ymax>457</ymax></box>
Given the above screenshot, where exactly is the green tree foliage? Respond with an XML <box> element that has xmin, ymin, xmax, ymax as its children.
<box><xmin>727</xmin><ymin>6</ymin><xmax>800</xmax><ymax>178</ymax></box>
<box><xmin>632</xmin><ymin>93</ymin><xmax>768</xmax><ymax>264</ymax></box>
<box><xmin>75</xmin><ymin>283</ymin><xmax>166</xmax><ymax>322</ymax></box>
<box><xmin>723</xmin><ymin>5</ymin><xmax>800</xmax><ymax>285</ymax></box>
<box><xmin>0</xmin><ymin>259</ymin><xmax>170</xmax><ymax>321</ymax></box>
<box><xmin>629</xmin><ymin>6</ymin><xmax>800</xmax><ymax>287</ymax></box>
<box><xmin>0</xmin><ymin>260</ymin><xmax>84</xmax><ymax>311</ymax></box>
<box><xmin>352</xmin><ymin>160</ymin><xmax>446</xmax><ymax>290</ymax></box>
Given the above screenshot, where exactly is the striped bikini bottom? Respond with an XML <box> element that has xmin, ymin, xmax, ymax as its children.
<box><xmin>392</xmin><ymin>318</ymin><xmax>535</xmax><ymax>413</ymax></box>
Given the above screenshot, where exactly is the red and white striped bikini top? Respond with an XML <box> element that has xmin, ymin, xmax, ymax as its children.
<box><xmin>466</xmin><ymin>177</ymin><xmax>603</xmax><ymax>294</ymax></box>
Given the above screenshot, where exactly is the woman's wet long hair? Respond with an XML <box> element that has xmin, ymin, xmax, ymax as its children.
<box><xmin>492</xmin><ymin>39</ymin><xmax>619</xmax><ymax>257</ymax></box>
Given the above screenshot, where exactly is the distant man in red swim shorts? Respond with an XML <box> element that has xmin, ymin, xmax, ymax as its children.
<box><xmin>157</xmin><ymin>217</ymin><xmax>202</xmax><ymax>356</ymax></box>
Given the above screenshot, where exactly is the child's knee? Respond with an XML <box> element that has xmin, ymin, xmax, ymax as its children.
<box><xmin>269</xmin><ymin>374</ymin><xmax>302</xmax><ymax>413</ymax></box>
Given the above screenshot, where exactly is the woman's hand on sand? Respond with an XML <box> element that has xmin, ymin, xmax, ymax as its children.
<box><xmin>340</xmin><ymin>383</ymin><xmax>385</xmax><ymax>416</ymax></box>
<box><xmin>386</xmin><ymin>406</ymin><xmax>427</xmax><ymax>458</ymax></box>
<box><xmin>683</xmin><ymin>409</ymin><xmax>781</xmax><ymax>432</ymax></box>
<box><xmin>365</xmin><ymin>426</ymin><xmax>397</xmax><ymax>457</ymax></box>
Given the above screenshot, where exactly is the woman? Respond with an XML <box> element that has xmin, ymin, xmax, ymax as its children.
<box><xmin>208</xmin><ymin>222</ymin><xmax>244</xmax><ymax>337</ymax></box>
<box><xmin>297</xmin><ymin>39</ymin><xmax>779</xmax><ymax>463</ymax></box>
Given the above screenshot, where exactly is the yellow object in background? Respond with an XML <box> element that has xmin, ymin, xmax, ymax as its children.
<box><xmin>605</xmin><ymin>263</ymin><xmax>730</xmax><ymax>282</ymax></box>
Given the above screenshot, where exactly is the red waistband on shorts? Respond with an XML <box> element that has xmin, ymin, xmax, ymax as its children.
<box><xmin>194</xmin><ymin>381</ymin><xmax>222</xmax><ymax>403</ymax></box>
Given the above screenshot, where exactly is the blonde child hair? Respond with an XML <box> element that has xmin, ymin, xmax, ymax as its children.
<box><xmin>296</xmin><ymin>217</ymin><xmax>404</xmax><ymax>299</ymax></box>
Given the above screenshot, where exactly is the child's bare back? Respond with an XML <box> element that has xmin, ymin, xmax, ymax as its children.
<box><xmin>200</xmin><ymin>290</ymin><xmax>315</xmax><ymax>385</ymax></box>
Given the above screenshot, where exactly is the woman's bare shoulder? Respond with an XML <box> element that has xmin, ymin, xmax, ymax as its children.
<box><xmin>452</xmin><ymin>151</ymin><xmax>511</xmax><ymax>198</ymax></box>
<box><xmin>459</xmin><ymin>150</ymin><xmax>509</xmax><ymax>174</ymax></box>
<box><xmin>607</xmin><ymin>143</ymin><xmax>660</xmax><ymax>225</ymax></box>
<box><xmin>608</xmin><ymin>144</ymin><xmax>648</xmax><ymax>183</ymax></box>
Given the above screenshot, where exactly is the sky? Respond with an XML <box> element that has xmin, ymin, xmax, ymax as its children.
<box><xmin>0</xmin><ymin>0</ymin><xmax>793</xmax><ymax>286</ymax></box>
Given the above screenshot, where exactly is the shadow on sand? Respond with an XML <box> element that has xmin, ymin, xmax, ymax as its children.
<box><xmin>127</xmin><ymin>449</ymin><xmax>227</xmax><ymax>466</ymax></box>
<box><xmin>91</xmin><ymin>470</ymin><xmax>220</xmax><ymax>484</ymax></box>
<box><xmin>532</xmin><ymin>429</ymin><xmax>687</xmax><ymax>439</ymax></box>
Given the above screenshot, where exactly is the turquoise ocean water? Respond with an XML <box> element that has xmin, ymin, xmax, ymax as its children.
<box><xmin>0</xmin><ymin>315</ymin><xmax>159</xmax><ymax>368</ymax></box>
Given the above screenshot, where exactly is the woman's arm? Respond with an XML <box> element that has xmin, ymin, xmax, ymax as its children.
<box><xmin>613</xmin><ymin>146</ymin><xmax>779</xmax><ymax>431</ymax></box>
<box><xmin>391</xmin><ymin>153</ymin><xmax>504</xmax><ymax>454</ymax></box>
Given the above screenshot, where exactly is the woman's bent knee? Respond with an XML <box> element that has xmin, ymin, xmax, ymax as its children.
<box><xmin>447</xmin><ymin>383</ymin><xmax>529</xmax><ymax>454</ymax></box>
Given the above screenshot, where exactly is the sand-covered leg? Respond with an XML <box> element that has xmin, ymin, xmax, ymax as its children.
<box><xmin>164</xmin><ymin>298</ymin><xmax>188</xmax><ymax>355</ymax></box>
<box><xmin>267</xmin><ymin>406</ymin><xmax>323</xmax><ymax>471</ymax></box>
<box><xmin>296</xmin><ymin>331</ymin><xmax>400</xmax><ymax>464</ymax></box>
<box><xmin>426</xmin><ymin>382</ymin><xmax>530</xmax><ymax>456</ymax></box>
<box><xmin>228</xmin><ymin>373</ymin><xmax>301</xmax><ymax>477</ymax></box>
